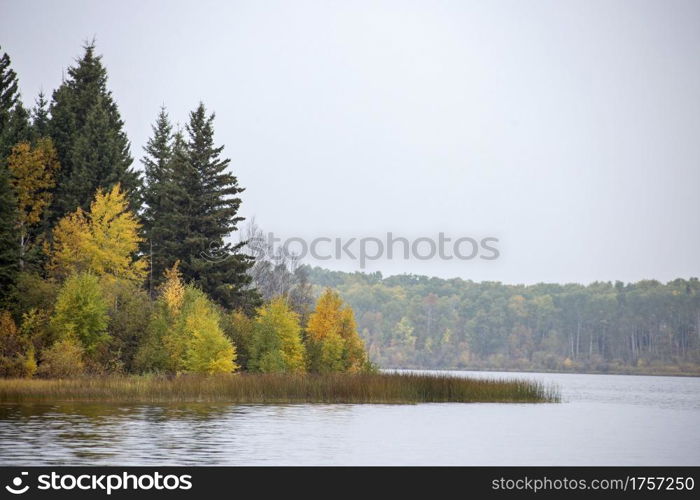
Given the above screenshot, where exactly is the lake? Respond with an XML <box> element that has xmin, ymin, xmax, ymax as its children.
<box><xmin>1</xmin><ymin>371</ymin><xmax>698</xmax><ymax>465</ymax></box>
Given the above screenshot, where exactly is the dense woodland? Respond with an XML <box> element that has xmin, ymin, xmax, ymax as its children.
<box><xmin>0</xmin><ymin>43</ymin><xmax>369</xmax><ymax>377</ymax></box>
<box><xmin>306</xmin><ymin>267</ymin><xmax>700</xmax><ymax>374</ymax></box>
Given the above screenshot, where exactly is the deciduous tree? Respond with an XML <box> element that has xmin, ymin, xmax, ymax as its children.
<box><xmin>249</xmin><ymin>297</ymin><xmax>306</xmax><ymax>373</ymax></box>
<box><xmin>47</xmin><ymin>184</ymin><xmax>146</xmax><ymax>282</ymax></box>
<box><xmin>8</xmin><ymin>138</ymin><xmax>60</xmax><ymax>269</ymax></box>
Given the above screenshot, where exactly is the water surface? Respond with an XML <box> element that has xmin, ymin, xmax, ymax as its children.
<box><xmin>1</xmin><ymin>371</ymin><xmax>698</xmax><ymax>465</ymax></box>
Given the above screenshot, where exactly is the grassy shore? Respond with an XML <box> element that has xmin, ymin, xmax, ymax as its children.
<box><xmin>0</xmin><ymin>373</ymin><xmax>559</xmax><ymax>404</ymax></box>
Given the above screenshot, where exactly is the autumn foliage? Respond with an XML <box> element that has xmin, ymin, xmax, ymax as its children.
<box><xmin>0</xmin><ymin>42</ymin><xmax>369</xmax><ymax>380</ymax></box>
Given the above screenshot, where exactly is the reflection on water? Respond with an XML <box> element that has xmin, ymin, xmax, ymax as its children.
<box><xmin>1</xmin><ymin>372</ymin><xmax>699</xmax><ymax>465</ymax></box>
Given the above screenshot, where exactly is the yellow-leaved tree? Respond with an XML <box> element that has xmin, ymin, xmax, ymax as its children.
<box><xmin>8</xmin><ymin>139</ymin><xmax>60</xmax><ymax>269</ymax></box>
<box><xmin>306</xmin><ymin>288</ymin><xmax>368</xmax><ymax>373</ymax></box>
<box><xmin>249</xmin><ymin>297</ymin><xmax>306</xmax><ymax>373</ymax></box>
<box><xmin>183</xmin><ymin>292</ymin><xmax>237</xmax><ymax>374</ymax></box>
<box><xmin>339</xmin><ymin>306</ymin><xmax>367</xmax><ymax>373</ymax></box>
<box><xmin>47</xmin><ymin>184</ymin><xmax>146</xmax><ymax>282</ymax></box>
<box><xmin>136</xmin><ymin>263</ymin><xmax>237</xmax><ymax>374</ymax></box>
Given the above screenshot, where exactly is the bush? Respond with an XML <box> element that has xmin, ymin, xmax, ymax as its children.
<box><xmin>0</xmin><ymin>310</ymin><xmax>35</xmax><ymax>378</ymax></box>
<box><xmin>38</xmin><ymin>338</ymin><xmax>85</xmax><ymax>378</ymax></box>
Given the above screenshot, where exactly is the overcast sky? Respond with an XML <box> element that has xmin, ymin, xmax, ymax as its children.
<box><xmin>2</xmin><ymin>0</ymin><xmax>699</xmax><ymax>284</ymax></box>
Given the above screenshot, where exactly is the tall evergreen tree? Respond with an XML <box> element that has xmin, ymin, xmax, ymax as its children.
<box><xmin>0</xmin><ymin>47</ymin><xmax>31</xmax><ymax>162</ymax></box>
<box><xmin>0</xmin><ymin>166</ymin><xmax>18</xmax><ymax>302</ymax></box>
<box><xmin>0</xmin><ymin>46</ymin><xmax>24</xmax><ymax>301</ymax></box>
<box><xmin>0</xmin><ymin>47</ymin><xmax>20</xmax><ymax>145</ymax></box>
<box><xmin>48</xmin><ymin>42</ymin><xmax>140</xmax><ymax>220</ymax></box>
<box><xmin>156</xmin><ymin>103</ymin><xmax>259</xmax><ymax>311</ymax></box>
<box><xmin>141</xmin><ymin>107</ymin><xmax>174</xmax><ymax>294</ymax></box>
<box><xmin>31</xmin><ymin>91</ymin><xmax>50</xmax><ymax>139</ymax></box>
<box><xmin>184</xmin><ymin>103</ymin><xmax>258</xmax><ymax>310</ymax></box>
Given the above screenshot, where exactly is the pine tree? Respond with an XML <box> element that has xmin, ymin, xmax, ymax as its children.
<box><xmin>48</xmin><ymin>42</ymin><xmax>140</xmax><ymax>220</ymax></box>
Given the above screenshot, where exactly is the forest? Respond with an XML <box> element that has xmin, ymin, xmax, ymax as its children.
<box><xmin>0</xmin><ymin>43</ymin><xmax>369</xmax><ymax>378</ymax></box>
<box><xmin>306</xmin><ymin>267</ymin><xmax>700</xmax><ymax>374</ymax></box>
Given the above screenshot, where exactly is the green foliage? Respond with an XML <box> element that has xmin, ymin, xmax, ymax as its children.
<box><xmin>149</xmin><ymin>103</ymin><xmax>259</xmax><ymax>311</ymax></box>
<box><xmin>12</xmin><ymin>272</ymin><xmax>59</xmax><ymax>322</ymax></box>
<box><xmin>102</xmin><ymin>279</ymin><xmax>152</xmax><ymax>373</ymax></box>
<box><xmin>221</xmin><ymin>310</ymin><xmax>254</xmax><ymax>370</ymax></box>
<box><xmin>306</xmin><ymin>267</ymin><xmax>700</xmax><ymax>373</ymax></box>
<box><xmin>249</xmin><ymin>297</ymin><xmax>306</xmax><ymax>373</ymax></box>
<box><xmin>48</xmin><ymin>42</ymin><xmax>140</xmax><ymax>221</ymax></box>
<box><xmin>141</xmin><ymin>107</ymin><xmax>173</xmax><ymax>293</ymax></box>
<box><xmin>0</xmin><ymin>47</ymin><xmax>22</xmax><ymax>296</ymax></box>
<box><xmin>0</xmin><ymin>48</ymin><xmax>20</xmax><ymax>136</ymax></box>
<box><xmin>31</xmin><ymin>92</ymin><xmax>50</xmax><ymax>139</ymax></box>
<box><xmin>50</xmin><ymin>273</ymin><xmax>109</xmax><ymax>354</ymax></box>
<box><xmin>0</xmin><ymin>46</ymin><xmax>32</xmax><ymax>161</ymax></box>
<box><xmin>0</xmin><ymin>164</ymin><xmax>18</xmax><ymax>301</ymax></box>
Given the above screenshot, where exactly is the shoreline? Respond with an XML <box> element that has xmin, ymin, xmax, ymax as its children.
<box><xmin>384</xmin><ymin>366</ymin><xmax>700</xmax><ymax>378</ymax></box>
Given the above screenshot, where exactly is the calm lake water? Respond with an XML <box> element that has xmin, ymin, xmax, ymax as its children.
<box><xmin>1</xmin><ymin>371</ymin><xmax>698</xmax><ymax>465</ymax></box>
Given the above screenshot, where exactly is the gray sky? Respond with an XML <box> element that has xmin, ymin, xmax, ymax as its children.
<box><xmin>2</xmin><ymin>0</ymin><xmax>699</xmax><ymax>284</ymax></box>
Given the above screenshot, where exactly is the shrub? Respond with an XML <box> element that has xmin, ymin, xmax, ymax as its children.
<box><xmin>38</xmin><ymin>337</ymin><xmax>85</xmax><ymax>378</ymax></box>
<box><xmin>0</xmin><ymin>310</ymin><xmax>35</xmax><ymax>378</ymax></box>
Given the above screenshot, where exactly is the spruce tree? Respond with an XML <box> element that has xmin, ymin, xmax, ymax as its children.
<box><xmin>0</xmin><ymin>47</ymin><xmax>31</xmax><ymax>161</ymax></box>
<box><xmin>31</xmin><ymin>92</ymin><xmax>50</xmax><ymax>139</ymax></box>
<box><xmin>48</xmin><ymin>42</ymin><xmax>140</xmax><ymax>220</ymax></box>
<box><xmin>141</xmin><ymin>107</ymin><xmax>174</xmax><ymax>294</ymax></box>
<box><xmin>155</xmin><ymin>103</ymin><xmax>259</xmax><ymax>310</ymax></box>
<box><xmin>183</xmin><ymin>103</ymin><xmax>258</xmax><ymax>310</ymax></box>
<box><xmin>0</xmin><ymin>46</ymin><xmax>23</xmax><ymax>301</ymax></box>
<box><xmin>0</xmin><ymin>166</ymin><xmax>18</xmax><ymax>302</ymax></box>
<box><xmin>0</xmin><ymin>47</ymin><xmax>20</xmax><ymax>142</ymax></box>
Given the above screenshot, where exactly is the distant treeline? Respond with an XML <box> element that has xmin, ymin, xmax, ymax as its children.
<box><xmin>306</xmin><ymin>267</ymin><xmax>700</xmax><ymax>374</ymax></box>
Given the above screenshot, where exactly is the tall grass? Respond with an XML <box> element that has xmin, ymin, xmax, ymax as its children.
<box><xmin>0</xmin><ymin>373</ymin><xmax>559</xmax><ymax>404</ymax></box>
